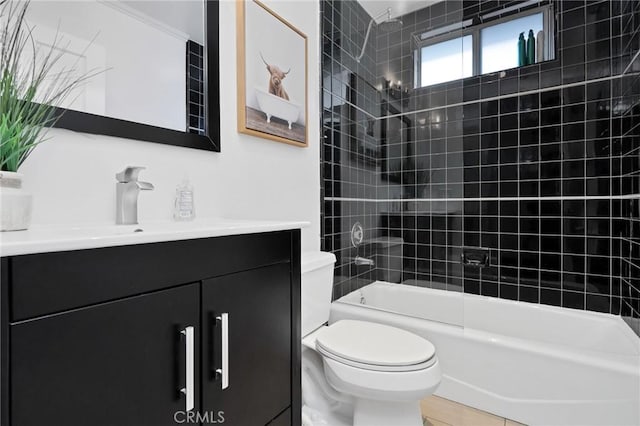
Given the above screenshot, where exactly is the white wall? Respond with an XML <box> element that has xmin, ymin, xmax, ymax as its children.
<box><xmin>18</xmin><ymin>0</ymin><xmax>321</xmax><ymax>252</ymax></box>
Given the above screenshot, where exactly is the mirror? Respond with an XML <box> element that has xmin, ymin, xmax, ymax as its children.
<box><xmin>24</xmin><ymin>0</ymin><xmax>219</xmax><ymax>151</ymax></box>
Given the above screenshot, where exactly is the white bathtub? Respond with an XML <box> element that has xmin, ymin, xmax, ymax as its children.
<box><xmin>330</xmin><ymin>281</ymin><xmax>640</xmax><ymax>426</ymax></box>
<box><xmin>254</xmin><ymin>88</ymin><xmax>300</xmax><ymax>129</ymax></box>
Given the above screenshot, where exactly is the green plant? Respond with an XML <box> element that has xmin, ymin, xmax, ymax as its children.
<box><xmin>0</xmin><ymin>0</ymin><xmax>97</xmax><ymax>172</ymax></box>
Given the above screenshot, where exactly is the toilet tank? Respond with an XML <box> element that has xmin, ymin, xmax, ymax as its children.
<box><xmin>301</xmin><ymin>251</ymin><xmax>336</xmax><ymax>336</ymax></box>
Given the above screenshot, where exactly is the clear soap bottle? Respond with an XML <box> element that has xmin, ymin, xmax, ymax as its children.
<box><xmin>174</xmin><ymin>177</ymin><xmax>195</xmax><ymax>221</ymax></box>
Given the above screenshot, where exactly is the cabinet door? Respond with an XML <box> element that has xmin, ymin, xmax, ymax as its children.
<box><xmin>202</xmin><ymin>264</ymin><xmax>291</xmax><ymax>425</ymax></box>
<box><xmin>11</xmin><ymin>284</ymin><xmax>200</xmax><ymax>426</ymax></box>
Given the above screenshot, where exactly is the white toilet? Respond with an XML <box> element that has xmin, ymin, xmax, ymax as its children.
<box><xmin>301</xmin><ymin>252</ymin><xmax>441</xmax><ymax>426</ymax></box>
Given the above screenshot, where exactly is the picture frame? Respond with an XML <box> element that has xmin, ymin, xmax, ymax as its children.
<box><xmin>236</xmin><ymin>0</ymin><xmax>308</xmax><ymax>147</ymax></box>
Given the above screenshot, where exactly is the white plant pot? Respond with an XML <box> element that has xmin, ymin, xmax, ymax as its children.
<box><xmin>0</xmin><ymin>171</ymin><xmax>32</xmax><ymax>231</ymax></box>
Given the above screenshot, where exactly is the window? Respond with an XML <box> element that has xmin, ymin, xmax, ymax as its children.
<box><xmin>416</xmin><ymin>4</ymin><xmax>554</xmax><ymax>88</ymax></box>
<box><xmin>421</xmin><ymin>35</ymin><xmax>473</xmax><ymax>86</ymax></box>
<box><xmin>481</xmin><ymin>13</ymin><xmax>543</xmax><ymax>74</ymax></box>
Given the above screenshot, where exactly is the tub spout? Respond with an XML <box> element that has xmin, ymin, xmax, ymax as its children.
<box><xmin>354</xmin><ymin>256</ymin><xmax>375</xmax><ymax>266</ymax></box>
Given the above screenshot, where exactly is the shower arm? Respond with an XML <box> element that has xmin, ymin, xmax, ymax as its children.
<box><xmin>356</xmin><ymin>8</ymin><xmax>391</xmax><ymax>63</ymax></box>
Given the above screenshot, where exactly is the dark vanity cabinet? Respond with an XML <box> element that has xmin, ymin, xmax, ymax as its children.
<box><xmin>11</xmin><ymin>284</ymin><xmax>202</xmax><ymax>426</ymax></box>
<box><xmin>0</xmin><ymin>230</ymin><xmax>301</xmax><ymax>426</ymax></box>
<box><xmin>202</xmin><ymin>265</ymin><xmax>292</xmax><ymax>425</ymax></box>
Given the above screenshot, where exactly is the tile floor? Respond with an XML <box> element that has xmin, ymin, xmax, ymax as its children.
<box><xmin>421</xmin><ymin>395</ymin><xmax>526</xmax><ymax>426</ymax></box>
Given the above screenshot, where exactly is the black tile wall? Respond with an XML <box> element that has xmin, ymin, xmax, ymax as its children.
<box><xmin>618</xmin><ymin>0</ymin><xmax>640</xmax><ymax>336</ymax></box>
<box><xmin>321</xmin><ymin>0</ymin><xmax>640</xmax><ymax>325</ymax></box>
<box><xmin>322</xmin><ymin>0</ymin><xmax>381</xmax><ymax>298</ymax></box>
<box><xmin>186</xmin><ymin>40</ymin><xmax>205</xmax><ymax>135</ymax></box>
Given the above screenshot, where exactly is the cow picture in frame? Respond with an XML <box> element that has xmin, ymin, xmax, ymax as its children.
<box><xmin>236</xmin><ymin>0</ymin><xmax>308</xmax><ymax>147</ymax></box>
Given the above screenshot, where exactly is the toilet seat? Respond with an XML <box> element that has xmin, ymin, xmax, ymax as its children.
<box><xmin>315</xmin><ymin>320</ymin><xmax>436</xmax><ymax>372</ymax></box>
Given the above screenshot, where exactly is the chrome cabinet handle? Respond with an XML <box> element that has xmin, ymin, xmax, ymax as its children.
<box><xmin>180</xmin><ymin>326</ymin><xmax>195</xmax><ymax>411</ymax></box>
<box><xmin>215</xmin><ymin>313</ymin><xmax>229</xmax><ymax>390</ymax></box>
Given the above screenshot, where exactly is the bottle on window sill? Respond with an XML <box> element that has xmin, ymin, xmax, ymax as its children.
<box><xmin>527</xmin><ymin>29</ymin><xmax>536</xmax><ymax>65</ymax></box>
<box><xmin>518</xmin><ymin>32</ymin><xmax>526</xmax><ymax>66</ymax></box>
<box><xmin>536</xmin><ymin>30</ymin><xmax>545</xmax><ymax>62</ymax></box>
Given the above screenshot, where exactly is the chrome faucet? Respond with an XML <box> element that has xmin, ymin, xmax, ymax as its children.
<box><xmin>115</xmin><ymin>166</ymin><xmax>154</xmax><ymax>225</ymax></box>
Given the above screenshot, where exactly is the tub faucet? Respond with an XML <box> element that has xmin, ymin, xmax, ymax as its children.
<box><xmin>354</xmin><ymin>256</ymin><xmax>375</xmax><ymax>266</ymax></box>
<box><xmin>115</xmin><ymin>166</ymin><xmax>154</xmax><ymax>225</ymax></box>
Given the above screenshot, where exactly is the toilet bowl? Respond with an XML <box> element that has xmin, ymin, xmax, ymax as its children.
<box><xmin>301</xmin><ymin>252</ymin><xmax>441</xmax><ymax>426</ymax></box>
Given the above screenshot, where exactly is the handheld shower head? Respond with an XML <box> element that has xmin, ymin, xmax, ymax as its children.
<box><xmin>355</xmin><ymin>8</ymin><xmax>403</xmax><ymax>63</ymax></box>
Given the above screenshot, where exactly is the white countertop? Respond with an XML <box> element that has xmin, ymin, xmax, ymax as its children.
<box><xmin>0</xmin><ymin>218</ymin><xmax>309</xmax><ymax>256</ymax></box>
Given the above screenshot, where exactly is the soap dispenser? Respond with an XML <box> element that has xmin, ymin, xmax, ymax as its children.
<box><xmin>174</xmin><ymin>177</ymin><xmax>195</xmax><ymax>221</ymax></box>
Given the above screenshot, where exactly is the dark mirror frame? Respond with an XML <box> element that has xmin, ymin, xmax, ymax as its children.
<box><xmin>51</xmin><ymin>0</ymin><xmax>220</xmax><ymax>152</ymax></box>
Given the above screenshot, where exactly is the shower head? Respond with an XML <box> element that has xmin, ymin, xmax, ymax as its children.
<box><xmin>375</xmin><ymin>7</ymin><xmax>403</xmax><ymax>32</ymax></box>
<box><xmin>355</xmin><ymin>8</ymin><xmax>403</xmax><ymax>63</ymax></box>
<box><xmin>378</xmin><ymin>17</ymin><xmax>403</xmax><ymax>32</ymax></box>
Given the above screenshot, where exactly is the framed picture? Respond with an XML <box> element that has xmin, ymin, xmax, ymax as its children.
<box><xmin>236</xmin><ymin>0</ymin><xmax>308</xmax><ymax>147</ymax></box>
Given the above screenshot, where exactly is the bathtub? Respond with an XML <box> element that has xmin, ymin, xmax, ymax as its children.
<box><xmin>330</xmin><ymin>281</ymin><xmax>640</xmax><ymax>426</ymax></box>
<box><xmin>254</xmin><ymin>87</ymin><xmax>300</xmax><ymax>129</ymax></box>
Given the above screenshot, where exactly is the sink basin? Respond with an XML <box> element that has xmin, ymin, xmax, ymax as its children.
<box><xmin>0</xmin><ymin>217</ymin><xmax>309</xmax><ymax>256</ymax></box>
<box><xmin>63</xmin><ymin>225</ymin><xmax>145</xmax><ymax>236</ymax></box>
<box><xmin>24</xmin><ymin>218</ymin><xmax>253</xmax><ymax>238</ymax></box>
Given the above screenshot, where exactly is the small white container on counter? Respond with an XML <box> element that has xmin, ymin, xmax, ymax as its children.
<box><xmin>173</xmin><ymin>178</ymin><xmax>195</xmax><ymax>221</ymax></box>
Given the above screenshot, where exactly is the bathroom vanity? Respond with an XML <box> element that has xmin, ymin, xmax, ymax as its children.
<box><xmin>0</xmin><ymin>220</ymin><xmax>304</xmax><ymax>426</ymax></box>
